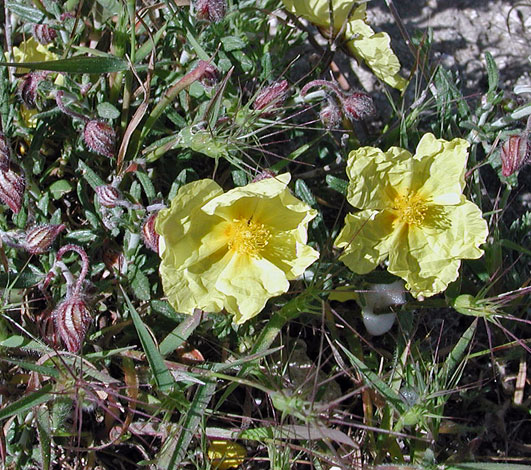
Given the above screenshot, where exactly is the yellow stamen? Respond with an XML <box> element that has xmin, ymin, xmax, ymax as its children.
<box><xmin>226</xmin><ymin>218</ymin><xmax>271</xmax><ymax>256</ymax></box>
<box><xmin>392</xmin><ymin>192</ymin><xmax>428</xmax><ymax>226</ymax></box>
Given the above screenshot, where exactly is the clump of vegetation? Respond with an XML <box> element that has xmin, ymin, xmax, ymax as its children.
<box><xmin>0</xmin><ymin>0</ymin><xmax>529</xmax><ymax>469</ymax></box>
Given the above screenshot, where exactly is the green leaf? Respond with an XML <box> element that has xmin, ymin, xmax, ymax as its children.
<box><xmin>0</xmin><ymin>56</ymin><xmax>128</xmax><ymax>74</ymax></box>
<box><xmin>0</xmin><ymin>271</ymin><xmax>43</xmax><ymax>288</ymax></box>
<box><xmin>0</xmin><ymin>384</ymin><xmax>53</xmax><ymax>421</ymax></box>
<box><xmin>160</xmin><ymin>310</ymin><xmax>203</xmax><ymax>356</ymax></box>
<box><xmin>120</xmin><ymin>285</ymin><xmax>174</xmax><ymax>392</ymax></box>
<box><xmin>5</xmin><ymin>1</ymin><xmax>46</xmax><ymax>23</ymax></box>
<box><xmin>221</xmin><ymin>36</ymin><xmax>247</xmax><ymax>52</ymax></box>
<box><xmin>437</xmin><ymin>319</ymin><xmax>477</xmax><ymax>385</ymax></box>
<box><xmin>337</xmin><ymin>341</ymin><xmax>406</xmax><ymax>413</ymax></box>
<box><xmin>158</xmin><ymin>381</ymin><xmax>217</xmax><ymax>469</ymax></box>
<box><xmin>446</xmin><ymin>464</ymin><xmax>531</xmax><ymax>470</ymax></box>
<box><xmin>48</xmin><ymin>179</ymin><xmax>73</xmax><ymax>200</ymax></box>
<box><xmin>77</xmin><ymin>158</ymin><xmax>105</xmax><ymax>189</ymax></box>
<box><xmin>36</xmin><ymin>405</ymin><xmax>52</xmax><ymax>470</ymax></box>
<box><xmin>136</xmin><ymin>171</ymin><xmax>156</xmax><ymax>201</ymax></box>
<box><xmin>132</xmin><ymin>268</ymin><xmax>151</xmax><ymax>301</ymax></box>
<box><xmin>326</xmin><ymin>175</ymin><xmax>348</xmax><ymax>195</ymax></box>
<box><xmin>485</xmin><ymin>51</ymin><xmax>499</xmax><ymax>93</ymax></box>
<box><xmin>97</xmin><ymin>102</ymin><xmax>121</xmax><ymax>120</ymax></box>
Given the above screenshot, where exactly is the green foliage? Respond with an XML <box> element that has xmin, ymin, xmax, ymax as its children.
<box><xmin>0</xmin><ymin>0</ymin><xmax>529</xmax><ymax>468</ymax></box>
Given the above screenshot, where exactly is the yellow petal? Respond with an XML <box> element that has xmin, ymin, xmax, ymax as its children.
<box><xmin>216</xmin><ymin>254</ymin><xmax>290</xmax><ymax>324</ymax></box>
<box><xmin>207</xmin><ymin>440</ymin><xmax>246</xmax><ymax>470</ymax></box>
<box><xmin>387</xmin><ymin>201</ymin><xmax>488</xmax><ymax>297</ymax></box>
<box><xmin>263</xmin><ymin>231</ymin><xmax>319</xmax><ymax>279</ymax></box>
<box><xmin>335</xmin><ymin>209</ymin><xmax>395</xmax><ymax>274</ymax></box>
<box><xmin>346</xmin><ymin>26</ymin><xmax>407</xmax><ymax>90</ymax></box>
<box><xmin>415</xmin><ymin>134</ymin><xmax>469</xmax><ymax>205</ymax></box>
<box><xmin>281</xmin><ymin>0</ymin><xmax>366</xmax><ymax>30</ymax></box>
<box><xmin>345</xmin><ymin>145</ymin><xmax>413</xmax><ymax>209</ymax></box>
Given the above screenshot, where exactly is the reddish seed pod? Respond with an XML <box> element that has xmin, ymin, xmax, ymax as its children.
<box><xmin>0</xmin><ymin>132</ymin><xmax>11</xmax><ymax>171</ymax></box>
<box><xmin>501</xmin><ymin>134</ymin><xmax>530</xmax><ymax>177</ymax></box>
<box><xmin>95</xmin><ymin>185</ymin><xmax>122</xmax><ymax>208</ymax></box>
<box><xmin>320</xmin><ymin>103</ymin><xmax>342</xmax><ymax>129</ymax></box>
<box><xmin>53</xmin><ymin>294</ymin><xmax>92</xmax><ymax>353</ymax></box>
<box><xmin>0</xmin><ymin>168</ymin><xmax>25</xmax><ymax>213</ymax></box>
<box><xmin>18</xmin><ymin>71</ymin><xmax>48</xmax><ymax>108</ymax></box>
<box><xmin>24</xmin><ymin>223</ymin><xmax>66</xmax><ymax>255</ymax></box>
<box><xmin>32</xmin><ymin>24</ymin><xmax>57</xmax><ymax>45</ymax></box>
<box><xmin>253</xmin><ymin>80</ymin><xmax>289</xmax><ymax>112</ymax></box>
<box><xmin>195</xmin><ymin>0</ymin><xmax>227</xmax><ymax>23</ymax></box>
<box><xmin>141</xmin><ymin>213</ymin><xmax>160</xmax><ymax>253</ymax></box>
<box><xmin>84</xmin><ymin>120</ymin><xmax>116</xmax><ymax>158</ymax></box>
<box><xmin>341</xmin><ymin>92</ymin><xmax>376</xmax><ymax>121</ymax></box>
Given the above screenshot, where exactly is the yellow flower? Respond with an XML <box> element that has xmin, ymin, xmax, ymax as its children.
<box><xmin>155</xmin><ymin>174</ymin><xmax>319</xmax><ymax>324</ymax></box>
<box><xmin>207</xmin><ymin>440</ymin><xmax>246</xmax><ymax>469</ymax></box>
<box><xmin>20</xmin><ymin>105</ymin><xmax>38</xmax><ymax>128</ymax></box>
<box><xmin>334</xmin><ymin>134</ymin><xmax>488</xmax><ymax>298</ymax></box>
<box><xmin>8</xmin><ymin>37</ymin><xmax>58</xmax><ymax>74</ymax></box>
<box><xmin>281</xmin><ymin>0</ymin><xmax>406</xmax><ymax>90</ymax></box>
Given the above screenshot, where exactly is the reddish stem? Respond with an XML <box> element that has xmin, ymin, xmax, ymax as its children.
<box><xmin>300</xmin><ymin>79</ymin><xmax>343</xmax><ymax>98</ymax></box>
<box><xmin>55</xmin><ymin>90</ymin><xmax>89</xmax><ymax>123</ymax></box>
<box><xmin>56</xmin><ymin>244</ymin><xmax>90</xmax><ymax>295</ymax></box>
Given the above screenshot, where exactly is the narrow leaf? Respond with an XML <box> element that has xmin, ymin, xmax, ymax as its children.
<box><xmin>0</xmin><ymin>56</ymin><xmax>128</xmax><ymax>74</ymax></box>
<box><xmin>120</xmin><ymin>285</ymin><xmax>174</xmax><ymax>392</ymax></box>
<box><xmin>0</xmin><ymin>384</ymin><xmax>53</xmax><ymax>421</ymax></box>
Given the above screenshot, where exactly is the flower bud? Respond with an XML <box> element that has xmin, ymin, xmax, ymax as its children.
<box><xmin>501</xmin><ymin>134</ymin><xmax>530</xmax><ymax>177</ymax></box>
<box><xmin>253</xmin><ymin>80</ymin><xmax>289</xmax><ymax>112</ymax></box>
<box><xmin>18</xmin><ymin>71</ymin><xmax>48</xmax><ymax>108</ymax></box>
<box><xmin>251</xmin><ymin>169</ymin><xmax>276</xmax><ymax>183</ymax></box>
<box><xmin>341</xmin><ymin>92</ymin><xmax>376</xmax><ymax>121</ymax></box>
<box><xmin>0</xmin><ymin>168</ymin><xmax>25</xmax><ymax>213</ymax></box>
<box><xmin>53</xmin><ymin>294</ymin><xmax>92</xmax><ymax>352</ymax></box>
<box><xmin>84</xmin><ymin>120</ymin><xmax>116</xmax><ymax>158</ymax></box>
<box><xmin>319</xmin><ymin>103</ymin><xmax>342</xmax><ymax>129</ymax></box>
<box><xmin>199</xmin><ymin>63</ymin><xmax>219</xmax><ymax>89</ymax></box>
<box><xmin>0</xmin><ymin>132</ymin><xmax>11</xmax><ymax>171</ymax></box>
<box><xmin>195</xmin><ymin>0</ymin><xmax>227</xmax><ymax>23</ymax></box>
<box><xmin>32</xmin><ymin>24</ymin><xmax>57</xmax><ymax>45</ymax></box>
<box><xmin>95</xmin><ymin>185</ymin><xmax>122</xmax><ymax>208</ymax></box>
<box><xmin>24</xmin><ymin>223</ymin><xmax>66</xmax><ymax>254</ymax></box>
<box><xmin>141</xmin><ymin>213</ymin><xmax>160</xmax><ymax>253</ymax></box>
<box><xmin>102</xmin><ymin>243</ymin><xmax>128</xmax><ymax>275</ymax></box>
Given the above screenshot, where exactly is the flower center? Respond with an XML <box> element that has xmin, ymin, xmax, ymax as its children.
<box><xmin>392</xmin><ymin>192</ymin><xmax>428</xmax><ymax>226</ymax></box>
<box><xmin>226</xmin><ymin>218</ymin><xmax>271</xmax><ymax>256</ymax></box>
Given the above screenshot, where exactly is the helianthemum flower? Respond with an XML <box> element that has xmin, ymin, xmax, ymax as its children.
<box><xmin>281</xmin><ymin>0</ymin><xmax>407</xmax><ymax>90</ymax></box>
<box><xmin>334</xmin><ymin>134</ymin><xmax>488</xmax><ymax>298</ymax></box>
<box><xmin>156</xmin><ymin>174</ymin><xmax>319</xmax><ymax>324</ymax></box>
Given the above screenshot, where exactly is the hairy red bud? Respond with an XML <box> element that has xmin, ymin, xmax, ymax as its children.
<box><xmin>341</xmin><ymin>92</ymin><xmax>376</xmax><ymax>121</ymax></box>
<box><xmin>253</xmin><ymin>80</ymin><xmax>289</xmax><ymax>112</ymax></box>
<box><xmin>0</xmin><ymin>168</ymin><xmax>25</xmax><ymax>213</ymax></box>
<box><xmin>24</xmin><ymin>223</ymin><xmax>66</xmax><ymax>255</ymax></box>
<box><xmin>95</xmin><ymin>185</ymin><xmax>122</xmax><ymax>208</ymax></box>
<box><xmin>195</xmin><ymin>0</ymin><xmax>227</xmax><ymax>23</ymax></box>
<box><xmin>32</xmin><ymin>24</ymin><xmax>57</xmax><ymax>45</ymax></box>
<box><xmin>501</xmin><ymin>134</ymin><xmax>530</xmax><ymax>177</ymax></box>
<box><xmin>18</xmin><ymin>71</ymin><xmax>48</xmax><ymax>108</ymax></box>
<box><xmin>53</xmin><ymin>294</ymin><xmax>92</xmax><ymax>352</ymax></box>
<box><xmin>320</xmin><ymin>103</ymin><xmax>342</xmax><ymax>129</ymax></box>
<box><xmin>84</xmin><ymin>121</ymin><xmax>116</xmax><ymax>158</ymax></box>
<box><xmin>0</xmin><ymin>132</ymin><xmax>11</xmax><ymax>171</ymax></box>
<box><xmin>141</xmin><ymin>213</ymin><xmax>160</xmax><ymax>253</ymax></box>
